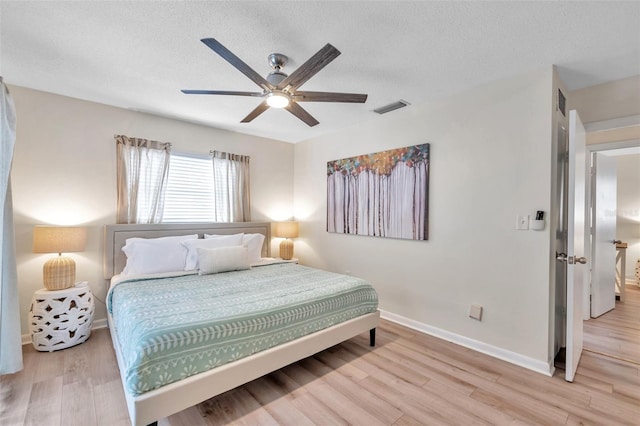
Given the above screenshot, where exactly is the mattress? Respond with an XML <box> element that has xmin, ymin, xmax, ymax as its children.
<box><xmin>107</xmin><ymin>263</ymin><xmax>378</xmax><ymax>396</ymax></box>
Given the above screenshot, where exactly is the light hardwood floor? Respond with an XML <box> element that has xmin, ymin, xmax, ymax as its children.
<box><xmin>2</xmin><ymin>318</ymin><xmax>639</xmax><ymax>425</ymax></box>
<box><xmin>584</xmin><ymin>283</ymin><xmax>640</xmax><ymax>364</ymax></box>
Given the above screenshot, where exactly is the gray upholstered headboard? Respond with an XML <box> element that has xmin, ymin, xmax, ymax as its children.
<box><xmin>103</xmin><ymin>222</ymin><xmax>271</xmax><ymax>279</ymax></box>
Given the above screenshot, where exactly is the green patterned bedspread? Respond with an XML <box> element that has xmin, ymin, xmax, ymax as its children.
<box><xmin>107</xmin><ymin>263</ymin><xmax>378</xmax><ymax>396</ymax></box>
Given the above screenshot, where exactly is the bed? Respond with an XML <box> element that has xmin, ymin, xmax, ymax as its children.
<box><xmin>103</xmin><ymin>222</ymin><xmax>380</xmax><ymax>426</ymax></box>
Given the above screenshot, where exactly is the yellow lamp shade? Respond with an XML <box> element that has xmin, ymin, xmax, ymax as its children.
<box><xmin>275</xmin><ymin>221</ymin><xmax>299</xmax><ymax>239</ymax></box>
<box><xmin>33</xmin><ymin>226</ymin><xmax>87</xmax><ymax>254</ymax></box>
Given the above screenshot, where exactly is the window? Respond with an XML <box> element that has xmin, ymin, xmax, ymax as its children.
<box><xmin>160</xmin><ymin>151</ymin><xmax>250</xmax><ymax>223</ymax></box>
<box><xmin>162</xmin><ymin>152</ymin><xmax>215</xmax><ymax>223</ymax></box>
<box><xmin>116</xmin><ymin>133</ymin><xmax>250</xmax><ymax>224</ymax></box>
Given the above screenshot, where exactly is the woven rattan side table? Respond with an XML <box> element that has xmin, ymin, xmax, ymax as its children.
<box><xmin>29</xmin><ymin>281</ymin><xmax>95</xmax><ymax>351</ymax></box>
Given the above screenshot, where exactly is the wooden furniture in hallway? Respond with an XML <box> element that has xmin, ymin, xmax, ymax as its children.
<box><xmin>615</xmin><ymin>242</ymin><xmax>627</xmax><ymax>302</ymax></box>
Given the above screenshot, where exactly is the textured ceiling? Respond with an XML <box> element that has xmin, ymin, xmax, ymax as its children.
<box><xmin>2</xmin><ymin>1</ymin><xmax>639</xmax><ymax>143</ymax></box>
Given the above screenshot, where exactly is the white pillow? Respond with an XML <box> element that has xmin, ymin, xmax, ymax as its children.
<box><xmin>204</xmin><ymin>233</ymin><xmax>245</xmax><ymax>239</ymax></box>
<box><xmin>242</xmin><ymin>233</ymin><xmax>266</xmax><ymax>263</ymax></box>
<box><xmin>182</xmin><ymin>233</ymin><xmax>244</xmax><ymax>270</ymax></box>
<box><xmin>197</xmin><ymin>246</ymin><xmax>250</xmax><ymax>275</ymax></box>
<box><xmin>206</xmin><ymin>232</ymin><xmax>266</xmax><ymax>264</ymax></box>
<box><xmin>121</xmin><ymin>234</ymin><xmax>198</xmax><ymax>275</ymax></box>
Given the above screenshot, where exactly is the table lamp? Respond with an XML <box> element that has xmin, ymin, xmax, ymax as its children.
<box><xmin>275</xmin><ymin>221</ymin><xmax>299</xmax><ymax>260</ymax></box>
<box><xmin>33</xmin><ymin>226</ymin><xmax>87</xmax><ymax>290</ymax></box>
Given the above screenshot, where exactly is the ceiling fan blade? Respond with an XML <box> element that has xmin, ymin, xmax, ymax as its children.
<box><xmin>201</xmin><ymin>38</ymin><xmax>273</xmax><ymax>90</ymax></box>
<box><xmin>181</xmin><ymin>90</ymin><xmax>264</xmax><ymax>97</ymax></box>
<box><xmin>240</xmin><ymin>101</ymin><xmax>270</xmax><ymax>123</ymax></box>
<box><xmin>285</xmin><ymin>102</ymin><xmax>319</xmax><ymax>127</ymax></box>
<box><xmin>295</xmin><ymin>91</ymin><xmax>367</xmax><ymax>103</ymax></box>
<box><xmin>278</xmin><ymin>44</ymin><xmax>341</xmax><ymax>91</ymax></box>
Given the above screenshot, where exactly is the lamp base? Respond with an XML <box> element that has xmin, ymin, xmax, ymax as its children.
<box><xmin>43</xmin><ymin>255</ymin><xmax>76</xmax><ymax>290</ymax></box>
<box><xmin>279</xmin><ymin>239</ymin><xmax>294</xmax><ymax>260</ymax></box>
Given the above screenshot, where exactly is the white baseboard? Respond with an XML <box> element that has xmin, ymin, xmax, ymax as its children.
<box><xmin>21</xmin><ymin>312</ymin><xmax>554</xmax><ymax>377</ymax></box>
<box><xmin>21</xmin><ymin>317</ymin><xmax>109</xmax><ymax>346</ymax></box>
<box><xmin>379</xmin><ymin>310</ymin><xmax>554</xmax><ymax>377</ymax></box>
<box><xmin>92</xmin><ymin>318</ymin><xmax>108</xmax><ymax>330</ymax></box>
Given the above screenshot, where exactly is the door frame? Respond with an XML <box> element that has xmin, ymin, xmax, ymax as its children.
<box><xmin>583</xmin><ymin>115</ymin><xmax>640</xmax><ymax>320</ymax></box>
<box><xmin>550</xmin><ymin>114</ymin><xmax>639</xmax><ymax>375</ymax></box>
<box><xmin>585</xmin><ymin>139</ymin><xmax>640</xmax><ymax>318</ymax></box>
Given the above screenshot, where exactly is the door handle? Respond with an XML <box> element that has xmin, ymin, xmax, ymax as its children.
<box><xmin>613</xmin><ymin>240</ymin><xmax>622</xmax><ymax>245</ymax></box>
<box><xmin>569</xmin><ymin>256</ymin><xmax>587</xmax><ymax>265</ymax></box>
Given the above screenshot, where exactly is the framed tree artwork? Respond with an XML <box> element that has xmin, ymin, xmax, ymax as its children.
<box><xmin>327</xmin><ymin>143</ymin><xmax>429</xmax><ymax>240</ymax></box>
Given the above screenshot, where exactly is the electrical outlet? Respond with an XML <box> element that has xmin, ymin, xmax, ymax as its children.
<box><xmin>469</xmin><ymin>304</ymin><xmax>483</xmax><ymax>321</ymax></box>
<box><xmin>516</xmin><ymin>215</ymin><xmax>529</xmax><ymax>230</ymax></box>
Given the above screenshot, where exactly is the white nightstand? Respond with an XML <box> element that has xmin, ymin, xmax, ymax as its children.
<box><xmin>277</xmin><ymin>258</ymin><xmax>299</xmax><ymax>264</ymax></box>
<box><xmin>29</xmin><ymin>281</ymin><xmax>95</xmax><ymax>352</ymax></box>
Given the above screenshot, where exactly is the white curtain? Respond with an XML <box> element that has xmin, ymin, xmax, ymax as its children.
<box><xmin>211</xmin><ymin>151</ymin><xmax>251</xmax><ymax>222</ymax></box>
<box><xmin>0</xmin><ymin>78</ymin><xmax>22</xmax><ymax>375</ymax></box>
<box><xmin>115</xmin><ymin>135</ymin><xmax>171</xmax><ymax>224</ymax></box>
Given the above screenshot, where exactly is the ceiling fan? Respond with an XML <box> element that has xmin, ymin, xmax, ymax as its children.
<box><xmin>181</xmin><ymin>38</ymin><xmax>368</xmax><ymax>127</ymax></box>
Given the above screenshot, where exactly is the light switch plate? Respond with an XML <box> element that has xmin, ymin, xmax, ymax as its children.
<box><xmin>516</xmin><ymin>215</ymin><xmax>529</xmax><ymax>230</ymax></box>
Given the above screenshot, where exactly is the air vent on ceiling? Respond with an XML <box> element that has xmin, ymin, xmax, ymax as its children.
<box><xmin>374</xmin><ymin>100</ymin><xmax>410</xmax><ymax>115</ymax></box>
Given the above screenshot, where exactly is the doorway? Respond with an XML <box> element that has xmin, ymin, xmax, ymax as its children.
<box><xmin>583</xmin><ymin>139</ymin><xmax>640</xmax><ymax>364</ymax></box>
<box><xmin>552</xmin><ymin>115</ymin><xmax>640</xmax><ymax>377</ymax></box>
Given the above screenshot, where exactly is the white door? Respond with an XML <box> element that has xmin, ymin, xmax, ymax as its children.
<box><xmin>590</xmin><ymin>153</ymin><xmax>617</xmax><ymax>317</ymax></box>
<box><xmin>565</xmin><ymin>110</ymin><xmax>587</xmax><ymax>383</ymax></box>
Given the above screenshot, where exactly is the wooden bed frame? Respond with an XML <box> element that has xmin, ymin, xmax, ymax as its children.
<box><xmin>103</xmin><ymin>222</ymin><xmax>380</xmax><ymax>426</ymax></box>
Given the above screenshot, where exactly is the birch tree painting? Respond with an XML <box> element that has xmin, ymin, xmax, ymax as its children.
<box><xmin>327</xmin><ymin>143</ymin><xmax>429</xmax><ymax>240</ymax></box>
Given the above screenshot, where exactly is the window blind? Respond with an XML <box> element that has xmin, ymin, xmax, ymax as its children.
<box><xmin>162</xmin><ymin>152</ymin><xmax>215</xmax><ymax>223</ymax></box>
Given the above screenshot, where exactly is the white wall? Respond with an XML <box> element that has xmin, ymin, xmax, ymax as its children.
<box><xmin>571</xmin><ymin>76</ymin><xmax>640</xmax><ymax>284</ymax></box>
<box><xmin>10</xmin><ymin>85</ymin><xmax>294</xmax><ymax>336</ymax></box>
<box><xmin>569</xmin><ymin>75</ymin><xmax>640</xmax><ymax>124</ymax></box>
<box><xmin>569</xmin><ymin>75</ymin><xmax>640</xmax><ymax>145</ymax></box>
<box><xmin>293</xmin><ymin>68</ymin><xmax>555</xmax><ymax>366</ymax></box>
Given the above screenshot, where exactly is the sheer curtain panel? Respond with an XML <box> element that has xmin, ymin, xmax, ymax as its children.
<box><xmin>0</xmin><ymin>78</ymin><xmax>22</xmax><ymax>374</ymax></box>
<box><xmin>115</xmin><ymin>135</ymin><xmax>171</xmax><ymax>224</ymax></box>
<box><xmin>211</xmin><ymin>151</ymin><xmax>251</xmax><ymax>222</ymax></box>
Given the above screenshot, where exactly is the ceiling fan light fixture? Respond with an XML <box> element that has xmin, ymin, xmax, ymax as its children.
<box><xmin>266</xmin><ymin>92</ymin><xmax>290</xmax><ymax>108</ymax></box>
<box><xmin>183</xmin><ymin>38</ymin><xmax>367</xmax><ymax>126</ymax></box>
